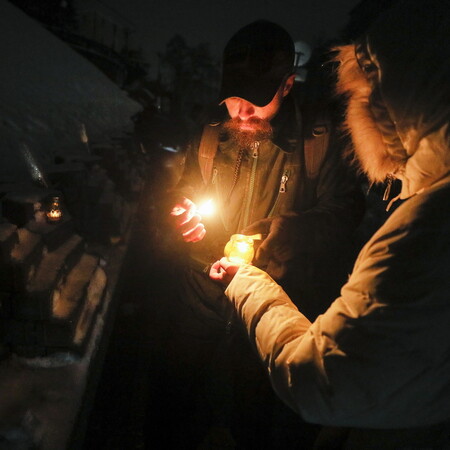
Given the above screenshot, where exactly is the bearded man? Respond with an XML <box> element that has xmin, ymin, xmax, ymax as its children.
<box><xmin>160</xmin><ymin>20</ymin><xmax>364</xmax><ymax>448</ymax></box>
<box><xmin>168</xmin><ymin>20</ymin><xmax>363</xmax><ymax>320</ymax></box>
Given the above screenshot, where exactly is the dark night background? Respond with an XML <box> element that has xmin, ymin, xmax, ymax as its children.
<box><xmin>3</xmin><ymin>0</ymin><xmax>394</xmax><ymax>155</ymax></box>
<box><xmin>97</xmin><ymin>0</ymin><xmax>361</xmax><ymax>73</ymax></box>
<box><xmin>0</xmin><ymin>1</ymin><xmax>400</xmax><ymax>449</ymax></box>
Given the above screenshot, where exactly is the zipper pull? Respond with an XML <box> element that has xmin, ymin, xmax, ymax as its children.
<box><xmin>279</xmin><ymin>170</ymin><xmax>289</xmax><ymax>193</ymax></box>
<box><xmin>211</xmin><ymin>167</ymin><xmax>218</xmax><ymax>185</ymax></box>
<box><xmin>251</xmin><ymin>141</ymin><xmax>260</xmax><ymax>158</ymax></box>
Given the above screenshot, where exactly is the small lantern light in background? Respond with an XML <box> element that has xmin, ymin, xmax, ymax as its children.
<box><xmin>80</xmin><ymin>123</ymin><xmax>90</xmax><ymax>154</ymax></box>
<box><xmin>197</xmin><ymin>199</ymin><xmax>215</xmax><ymax>217</ymax></box>
<box><xmin>224</xmin><ymin>234</ymin><xmax>256</xmax><ymax>264</ymax></box>
<box><xmin>46</xmin><ymin>196</ymin><xmax>63</xmax><ymax>223</ymax></box>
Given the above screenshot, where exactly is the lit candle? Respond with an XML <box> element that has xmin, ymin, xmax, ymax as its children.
<box><xmin>46</xmin><ymin>196</ymin><xmax>63</xmax><ymax>223</ymax></box>
<box><xmin>224</xmin><ymin>234</ymin><xmax>255</xmax><ymax>264</ymax></box>
<box><xmin>47</xmin><ymin>209</ymin><xmax>62</xmax><ymax>220</ymax></box>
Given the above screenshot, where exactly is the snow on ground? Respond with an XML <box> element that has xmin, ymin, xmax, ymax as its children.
<box><xmin>0</xmin><ymin>1</ymin><xmax>142</xmax><ymax>182</ymax></box>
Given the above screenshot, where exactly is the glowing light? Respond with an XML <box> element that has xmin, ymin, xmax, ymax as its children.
<box><xmin>46</xmin><ymin>196</ymin><xmax>63</xmax><ymax>223</ymax></box>
<box><xmin>197</xmin><ymin>199</ymin><xmax>215</xmax><ymax>217</ymax></box>
<box><xmin>224</xmin><ymin>234</ymin><xmax>255</xmax><ymax>264</ymax></box>
<box><xmin>236</xmin><ymin>241</ymin><xmax>250</xmax><ymax>253</ymax></box>
<box><xmin>47</xmin><ymin>209</ymin><xmax>62</xmax><ymax>220</ymax></box>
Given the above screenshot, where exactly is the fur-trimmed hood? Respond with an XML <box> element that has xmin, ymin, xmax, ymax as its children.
<box><xmin>334</xmin><ymin>0</ymin><xmax>450</xmax><ymax>199</ymax></box>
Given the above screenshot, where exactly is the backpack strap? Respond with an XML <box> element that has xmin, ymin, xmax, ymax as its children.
<box><xmin>198</xmin><ymin>124</ymin><xmax>220</xmax><ymax>185</ymax></box>
<box><xmin>303</xmin><ymin>111</ymin><xmax>331</xmax><ymax>178</ymax></box>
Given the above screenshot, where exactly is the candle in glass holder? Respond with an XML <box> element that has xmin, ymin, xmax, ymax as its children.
<box><xmin>46</xmin><ymin>196</ymin><xmax>63</xmax><ymax>223</ymax></box>
<box><xmin>224</xmin><ymin>234</ymin><xmax>255</xmax><ymax>264</ymax></box>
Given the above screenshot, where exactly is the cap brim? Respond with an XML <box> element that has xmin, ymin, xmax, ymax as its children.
<box><xmin>218</xmin><ymin>73</ymin><xmax>282</xmax><ymax>107</ymax></box>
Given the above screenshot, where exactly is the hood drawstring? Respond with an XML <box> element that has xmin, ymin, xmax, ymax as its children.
<box><xmin>386</xmin><ymin>193</ymin><xmax>402</xmax><ymax>212</ymax></box>
<box><xmin>383</xmin><ymin>174</ymin><xmax>402</xmax><ymax>211</ymax></box>
<box><xmin>382</xmin><ymin>175</ymin><xmax>394</xmax><ymax>201</ymax></box>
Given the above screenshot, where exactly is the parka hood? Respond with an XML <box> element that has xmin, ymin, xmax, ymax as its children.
<box><xmin>335</xmin><ymin>0</ymin><xmax>450</xmax><ymax>198</ymax></box>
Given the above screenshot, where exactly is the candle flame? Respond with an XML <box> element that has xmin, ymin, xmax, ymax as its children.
<box><xmin>236</xmin><ymin>241</ymin><xmax>250</xmax><ymax>253</ymax></box>
<box><xmin>47</xmin><ymin>209</ymin><xmax>62</xmax><ymax>222</ymax></box>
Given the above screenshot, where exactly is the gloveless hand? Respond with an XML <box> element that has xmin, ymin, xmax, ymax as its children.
<box><xmin>242</xmin><ymin>214</ymin><xmax>300</xmax><ymax>280</ymax></box>
<box><xmin>209</xmin><ymin>257</ymin><xmax>241</xmax><ymax>285</ymax></box>
<box><xmin>169</xmin><ymin>197</ymin><xmax>206</xmax><ymax>242</ymax></box>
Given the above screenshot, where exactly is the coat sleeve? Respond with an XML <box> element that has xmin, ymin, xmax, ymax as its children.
<box><xmin>224</xmin><ymin>263</ymin><xmax>382</xmax><ymax>427</ymax></box>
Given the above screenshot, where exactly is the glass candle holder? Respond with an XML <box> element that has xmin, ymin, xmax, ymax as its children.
<box><xmin>224</xmin><ymin>234</ymin><xmax>255</xmax><ymax>264</ymax></box>
<box><xmin>46</xmin><ymin>196</ymin><xmax>63</xmax><ymax>223</ymax></box>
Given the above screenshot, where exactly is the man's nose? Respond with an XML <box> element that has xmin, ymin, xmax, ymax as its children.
<box><xmin>238</xmin><ymin>100</ymin><xmax>255</xmax><ymax>120</ymax></box>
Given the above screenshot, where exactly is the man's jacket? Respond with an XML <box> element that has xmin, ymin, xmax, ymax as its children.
<box><xmin>173</xmin><ymin>95</ymin><xmax>363</xmax><ymax>316</ymax></box>
<box><xmin>224</xmin><ymin>0</ymin><xmax>450</xmax><ymax>436</ymax></box>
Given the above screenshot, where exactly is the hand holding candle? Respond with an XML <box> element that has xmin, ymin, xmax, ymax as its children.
<box><xmin>241</xmin><ymin>214</ymin><xmax>300</xmax><ymax>280</ymax></box>
<box><xmin>210</xmin><ymin>233</ymin><xmax>262</xmax><ymax>284</ymax></box>
<box><xmin>209</xmin><ymin>257</ymin><xmax>240</xmax><ymax>285</ymax></box>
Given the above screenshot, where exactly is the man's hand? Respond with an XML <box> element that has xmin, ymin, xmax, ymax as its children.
<box><xmin>242</xmin><ymin>214</ymin><xmax>300</xmax><ymax>280</ymax></box>
<box><xmin>169</xmin><ymin>197</ymin><xmax>206</xmax><ymax>242</ymax></box>
<box><xmin>209</xmin><ymin>257</ymin><xmax>241</xmax><ymax>285</ymax></box>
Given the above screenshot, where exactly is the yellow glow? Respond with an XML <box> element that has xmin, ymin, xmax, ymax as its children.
<box><xmin>46</xmin><ymin>196</ymin><xmax>63</xmax><ymax>222</ymax></box>
<box><xmin>47</xmin><ymin>209</ymin><xmax>62</xmax><ymax>219</ymax></box>
<box><xmin>46</xmin><ymin>208</ymin><xmax>62</xmax><ymax>223</ymax></box>
<box><xmin>197</xmin><ymin>199</ymin><xmax>215</xmax><ymax>217</ymax></box>
<box><xmin>228</xmin><ymin>256</ymin><xmax>246</xmax><ymax>264</ymax></box>
<box><xmin>236</xmin><ymin>241</ymin><xmax>250</xmax><ymax>253</ymax></box>
<box><xmin>224</xmin><ymin>234</ymin><xmax>255</xmax><ymax>264</ymax></box>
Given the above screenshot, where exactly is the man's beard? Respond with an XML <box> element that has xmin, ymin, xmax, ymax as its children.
<box><xmin>222</xmin><ymin>117</ymin><xmax>273</xmax><ymax>148</ymax></box>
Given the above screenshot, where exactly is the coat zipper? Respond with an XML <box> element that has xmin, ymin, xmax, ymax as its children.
<box><xmin>268</xmin><ymin>169</ymin><xmax>289</xmax><ymax>217</ymax></box>
<box><xmin>243</xmin><ymin>142</ymin><xmax>259</xmax><ymax>228</ymax></box>
<box><xmin>279</xmin><ymin>170</ymin><xmax>289</xmax><ymax>193</ymax></box>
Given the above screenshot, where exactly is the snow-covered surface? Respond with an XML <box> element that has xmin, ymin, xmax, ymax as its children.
<box><xmin>0</xmin><ymin>1</ymin><xmax>141</xmax><ymax>182</ymax></box>
<box><xmin>0</xmin><ymin>240</ymin><xmax>128</xmax><ymax>449</ymax></box>
<box><xmin>0</xmin><ymin>351</ymin><xmax>89</xmax><ymax>448</ymax></box>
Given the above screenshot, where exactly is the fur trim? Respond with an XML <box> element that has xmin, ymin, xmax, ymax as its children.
<box><xmin>333</xmin><ymin>45</ymin><xmax>402</xmax><ymax>183</ymax></box>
